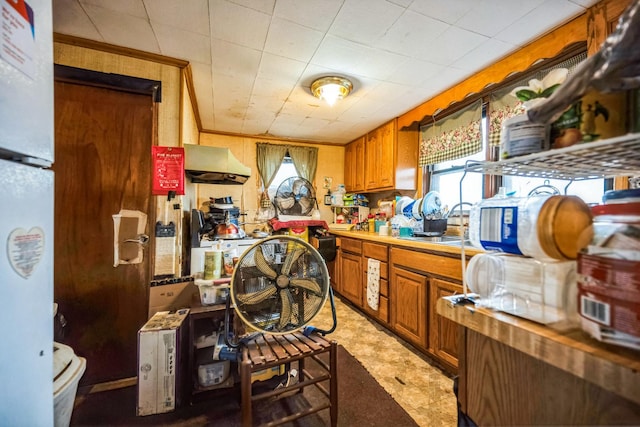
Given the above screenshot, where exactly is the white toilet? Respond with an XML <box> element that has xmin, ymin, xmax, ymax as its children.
<box><xmin>53</xmin><ymin>341</ymin><xmax>86</xmax><ymax>427</ymax></box>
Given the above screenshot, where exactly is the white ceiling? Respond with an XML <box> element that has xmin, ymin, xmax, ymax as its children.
<box><xmin>52</xmin><ymin>0</ymin><xmax>599</xmax><ymax>145</ymax></box>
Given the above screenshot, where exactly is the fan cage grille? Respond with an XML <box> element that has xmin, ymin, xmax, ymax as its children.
<box><xmin>273</xmin><ymin>177</ymin><xmax>317</xmax><ymax>217</ymax></box>
<box><xmin>230</xmin><ymin>236</ymin><xmax>329</xmax><ymax>335</ymax></box>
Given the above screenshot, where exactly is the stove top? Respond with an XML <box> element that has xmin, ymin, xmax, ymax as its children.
<box><xmin>199</xmin><ymin>237</ymin><xmax>264</xmax><ymax>247</ymax></box>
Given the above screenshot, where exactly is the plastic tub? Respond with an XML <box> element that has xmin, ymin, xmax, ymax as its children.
<box><xmin>499</xmin><ymin>114</ymin><xmax>549</xmax><ymax>159</ymax></box>
<box><xmin>195</xmin><ymin>279</ymin><xmax>230</xmax><ymax>305</ymax></box>
<box><xmin>466</xmin><ymin>252</ymin><xmax>577</xmax><ymax>325</ymax></box>
<box><xmin>197</xmin><ymin>360</ymin><xmax>231</xmax><ymax>387</ymax></box>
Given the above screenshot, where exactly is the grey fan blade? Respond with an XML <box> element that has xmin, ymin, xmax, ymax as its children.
<box><xmin>278</xmin><ymin>289</ymin><xmax>293</xmax><ymax>329</ymax></box>
<box><xmin>282</xmin><ymin>247</ymin><xmax>305</xmax><ymax>275</ymax></box>
<box><xmin>290</xmin><ymin>278</ymin><xmax>322</xmax><ymax>295</ymax></box>
<box><xmin>236</xmin><ymin>284</ymin><xmax>277</xmax><ymax>305</ymax></box>
<box><xmin>254</xmin><ymin>246</ymin><xmax>277</xmax><ymax>279</ymax></box>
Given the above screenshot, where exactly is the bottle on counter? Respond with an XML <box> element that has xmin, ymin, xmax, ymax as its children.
<box><xmin>332</xmin><ymin>184</ymin><xmax>346</xmax><ymax>206</ymax></box>
<box><xmin>368</xmin><ymin>214</ymin><xmax>375</xmax><ymax>233</ymax></box>
<box><xmin>465</xmin><ymin>252</ymin><xmax>577</xmax><ymax>326</ymax></box>
<box><xmin>469</xmin><ymin>193</ymin><xmax>592</xmax><ymax>261</ymax></box>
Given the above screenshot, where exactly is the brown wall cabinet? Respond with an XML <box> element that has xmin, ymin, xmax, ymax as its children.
<box><xmin>344</xmin><ymin>136</ymin><xmax>365</xmax><ymax>193</ymax></box>
<box><xmin>345</xmin><ymin>119</ymin><xmax>418</xmax><ymax>193</ymax></box>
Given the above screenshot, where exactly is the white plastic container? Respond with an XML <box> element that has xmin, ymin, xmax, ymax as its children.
<box><xmin>499</xmin><ymin>114</ymin><xmax>549</xmax><ymax>159</ymax></box>
<box><xmin>466</xmin><ymin>252</ymin><xmax>577</xmax><ymax>325</ymax></box>
<box><xmin>53</xmin><ymin>342</ymin><xmax>86</xmax><ymax>427</ymax></box>
<box><xmin>469</xmin><ymin>194</ymin><xmax>592</xmax><ymax>261</ymax></box>
<box><xmin>331</xmin><ymin>184</ymin><xmax>346</xmax><ymax>206</ymax></box>
<box><xmin>195</xmin><ymin>279</ymin><xmax>230</xmax><ymax>305</ymax></box>
<box><xmin>197</xmin><ymin>360</ymin><xmax>231</xmax><ymax>387</ymax></box>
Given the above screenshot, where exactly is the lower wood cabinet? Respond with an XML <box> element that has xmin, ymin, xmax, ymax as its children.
<box><xmin>339</xmin><ymin>240</ymin><xmax>363</xmax><ymax>306</ymax></box>
<box><xmin>390</xmin><ymin>246</ymin><xmax>469</xmax><ymax>373</ymax></box>
<box><xmin>428</xmin><ymin>278</ymin><xmax>462</xmax><ymax>370</ymax></box>
<box><xmin>362</xmin><ymin>242</ymin><xmax>390</xmax><ymax>325</ymax></box>
<box><xmin>390</xmin><ymin>266</ymin><xmax>427</xmax><ymax>348</ymax></box>
<box><xmin>333</xmin><ymin>236</ymin><xmax>473</xmax><ymax>374</ymax></box>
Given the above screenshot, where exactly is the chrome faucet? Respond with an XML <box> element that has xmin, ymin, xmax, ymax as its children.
<box><xmin>447</xmin><ymin>202</ymin><xmax>473</xmax><ymax>239</ymax></box>
<box><xmin>447</xmin><ymin>202</ymin><xmax>473</xmax><ymax>222</ymax></box>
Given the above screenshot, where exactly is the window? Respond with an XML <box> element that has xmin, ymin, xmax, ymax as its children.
<box><xmin>428</xmin><ymin>106</ymin><xmax>487</xmax><ymax>210</ymax></box>
<box><xmin>430</xmin><ymin>143</ymin><xmax>485</xmax><ymax>210</ymax></box>
<box><xmin>501</xmin><ymin>176</ymin><xmax>609</xmax><ymax>205</ymax></box>
<box><xmin>267</xmin><ymin>156</ymin><xmax>298</xmax><ymax>200</ymax></box>
<box><xmin>425</xmin><ymin>49</ymin><xmax>608</xmax><ymax>207</ymax></box>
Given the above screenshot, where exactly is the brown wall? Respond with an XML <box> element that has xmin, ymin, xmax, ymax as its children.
<box><xmin>54</xmin><ymin>41</ymin><xmax>185</xmax><ymax>275</ymax></box>
<box><xmin>194</xmin><ymin>133</ymin><xmax>344</xmax><ymax>228</ymax></box>
<box><xmin>53</xmin><ymin>0</ymin><xmax>627</xmax><ymax>276</ymax></box>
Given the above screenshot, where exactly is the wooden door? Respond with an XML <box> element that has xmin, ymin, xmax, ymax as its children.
<box><xmin>391</xmin><ymin>266</ymin><xmax>427</xmax><ymax>347</ymax></box>
<box><xmin>54</xmin><ymin>79</ymin><xmax>155</xmax><ymax>386</ymax></box>
<box><xmin>429</xmin><ymin>278</ymin><xmax>462</xmax><ymax>371</ymax></box>
<box><xmin>339</xmin><ymin>251</ymin><xmax>362</xmax><ymax>306</ymax></box>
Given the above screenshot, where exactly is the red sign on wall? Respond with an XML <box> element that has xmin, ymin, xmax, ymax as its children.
<box><xmin>152</xmin><ymin>146</ymin><xmax>185</xmax><ymax>195</ymax></box>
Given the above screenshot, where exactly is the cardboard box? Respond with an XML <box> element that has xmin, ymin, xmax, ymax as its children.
<box><xmin>148</xmin><ymin>279</ymin><xmax>197</xmax><ymax>317</ymax></box>
<box><xmin>136</xmin><ymin>309</ymin><xmax>189</xmax><ymax>416</ymax></box>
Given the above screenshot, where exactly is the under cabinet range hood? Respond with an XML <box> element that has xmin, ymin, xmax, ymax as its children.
<box><xmin>184</xmin><ymin>144</ymin><xmax>251</xmax><ymax>185</ymax></box>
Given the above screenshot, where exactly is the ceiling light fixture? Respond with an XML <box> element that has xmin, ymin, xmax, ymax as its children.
<box><xmin>311</xmin><ymin>76</ymin><xmax>353</xmax><ymax>107</ymax></box>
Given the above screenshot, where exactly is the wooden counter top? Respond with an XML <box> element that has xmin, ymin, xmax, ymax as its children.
<box><xmin>329</xmin><ymin>230</ymin><xmax>483</xmax><ymax>256</ymax></box>
<box><xmin>437</xmin><ymin>296</ymin><xmax>640</xmax><ymax>406</ymax></box>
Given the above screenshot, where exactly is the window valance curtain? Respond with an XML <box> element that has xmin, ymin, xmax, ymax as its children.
<box><xmin>418</xmin><ymin>99</ymin><xmax>483</xmax><ymax>167</ymax></box>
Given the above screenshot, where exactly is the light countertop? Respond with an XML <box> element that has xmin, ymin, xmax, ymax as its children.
<box><xmin>328</xmin><ymin>229</ymin><xmax>483</xmax><ymax>256</ymax></box>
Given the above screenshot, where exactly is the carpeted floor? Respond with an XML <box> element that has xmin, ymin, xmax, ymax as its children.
<box><xmin>70</xmin><ymin>345</ymin><xmax>418</xmax><ymax>426</ymax></box>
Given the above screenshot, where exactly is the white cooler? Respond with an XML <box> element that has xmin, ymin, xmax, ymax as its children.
<box><xmin>53</xmin><ymin>342</ymin><xmax>86</xmax><ymax>427</ymax></box>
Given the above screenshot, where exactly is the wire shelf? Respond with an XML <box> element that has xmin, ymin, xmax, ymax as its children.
<box><xmin>465</xmin><ymin>133</ymin><xmax>640</xmax><ymax>180</ymax></box>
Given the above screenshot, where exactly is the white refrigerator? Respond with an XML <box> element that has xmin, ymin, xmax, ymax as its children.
<box><xmin>0</xmin><ymin>0</ymin><xmax>54</xmax><ymax>425</ymax></box>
